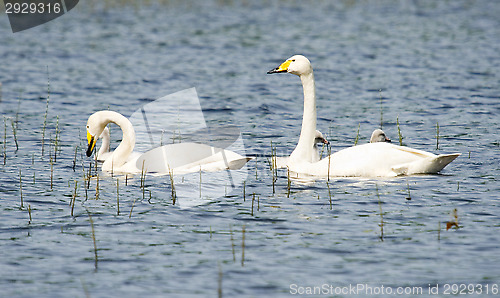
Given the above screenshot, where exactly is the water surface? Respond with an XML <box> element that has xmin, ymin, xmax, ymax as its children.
<box><xmin>1</xmin><ymin>1</ymin><xmax>500</xmax><ymax>297</ymax></box>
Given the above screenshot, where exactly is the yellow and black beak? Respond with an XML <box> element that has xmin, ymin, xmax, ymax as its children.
<box><xmin>267</xmin><ymin>60</ymin><xmax>291</xmax><ymax>74</ymax></box>
<box><xmin>86</xmin><ymin>130</ymin><xmax>96</xmax><ymax>157</ymax></box>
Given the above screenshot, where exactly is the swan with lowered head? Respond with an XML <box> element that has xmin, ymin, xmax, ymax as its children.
<box><xmin>267</xmin><ymin>55</ymin><xmax>460</xmax><ymax>177</ymax></box>
<box><xmin>86</xmin><ymin>110</ymin><xmax>252</xmax><ymax>174</ymax></box>
<box><xmin>86</xmin><ymin>111</ymin><xmax>141</xmax><ymax>173</ymax></box>
<box><xmin>370</xmin><ymin>129</ymin><xmax>391</xmax><ymax>143</ymax></box>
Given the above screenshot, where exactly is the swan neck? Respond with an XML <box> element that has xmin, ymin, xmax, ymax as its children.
<box><xmin>97</xmin><ymin>129</ymin><xmax>110</xmax><ymax>157</ymax></box>
<box><xmin>101</xmin><ymin>112</ymin><xmax>135</xmax><ymax>168</ymax></box>
<box><xmin>292</xmin><ymin>72</ymin><xmax>317</xmax><ymax>163</ymax></box>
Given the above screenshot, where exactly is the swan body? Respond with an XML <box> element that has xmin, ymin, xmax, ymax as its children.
<box><xmin>136</xmin><ymin>143</ymin><xmax>252</xmax><ymax>175</ymax></box>
<box><xmin>86</xmin><ymin>111</ymin><xmax>251</xmax><ymax>174</ymax></box>
<box><xmin>304</xmin><ymin>142</ymin><xmax>459</xmax><ymax>177</ymax></box>
<box><xmin>370</xmin><ymin>129</ymin><xmax>391</xmax><ymax>143</ymax></box>
<box><xmin>268</xmin><ymin>55</ymin><xmax>459</xmax><ymax>177</ymax></box>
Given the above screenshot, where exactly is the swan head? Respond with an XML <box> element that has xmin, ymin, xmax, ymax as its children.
<box><xmin>314</xmin><ymin>130</ymin><xmax>329</xmax><ymax>145</ymax></box>
<box><xmin>267</xmin><ymin>55</ymin><xmax>313</xmax><ymax>76</ymax></box>
<box><xmin>86</xmin><ymin>112</ymin><xmax>109</xmax><ymax>157</ymax></box>
<box><xmin>370</xmin><ymin>129</ymin><xmax>391</xmax><ymax>143</ymax></box>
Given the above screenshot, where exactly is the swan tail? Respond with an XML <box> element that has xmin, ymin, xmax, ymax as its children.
<box><xmin>392</xmin><ymin>153</ymin><xmax>461</xmax><ymax>176</ymax></box>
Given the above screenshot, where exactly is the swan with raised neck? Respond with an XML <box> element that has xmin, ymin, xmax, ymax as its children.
<box><xmin>268</xmin><ymin>55</ymin><xmax>317</xmax><ymax>164</ymax></box>
<box><xmin>267</xmin><ymin>55</ymin><xmax>460</xmax><ymax>177</ymax></box>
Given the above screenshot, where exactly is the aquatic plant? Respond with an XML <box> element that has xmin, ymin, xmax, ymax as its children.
<box><xmin>86</xmin><ymin>210</ymin><xmax>98</xmax><ymax>270</ymax></box>
<box><xmin>41</xmin><ymin>66</ymin><xmax>50</xmax><ymax>156</ymax></box>
<box><xmin>436</xmin><ymin>122</ymin><xmax>440</xmax><ymax>150</ymax></box>
<box><xmin>379</xmin><ymin>89</ymin><xmax>384</xmax><ymax>130</ymax></box>
<box><xmin>230</xmin><ymin>224</ymin><xmax>236</xmax><ymax>262</ymax></box>
<box><xmin>70</xmin><ymin>180</ymin><xmax>78</xmax><ymax>217</ymax></box>
<box><xmin>377</xmin><ymin>184</ymin><xmax>384</xmax><ymax>241</ymax></box>
<box><xmin>116</xmin><ymin>178</ymin><xmax>120</xmax><ymax>215</ymax></box>
<box><xmin>354</xmin><ymin>123</ymin><xmax>360</xmax><ymax>145</ymax></box>
<box><xmin>241</xmin><ymin>225</ymin><xmax>246</xmax><ymax>267</ymax></box>
<box><xmin>396</xmin><ymin>115</ymin><xmax>404</xmax><ymax>146</ymax></box>
<box><xmin>19</xmin><ymin>169</ymin><xmax>23</xmax><ymax>209</ymax></box>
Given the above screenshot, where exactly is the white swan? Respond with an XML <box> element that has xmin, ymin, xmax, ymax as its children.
<box><xmin>86</xmin><ymin>111</ymin><xmax>141</xmax><ymax>173</ymax></box>
<box><xmin>86</xmin><ymin>111</ymin><xmax>252</xmax><ymax>174</ymax></box>
<box><xmin>267</xmin><ymin>55</ymin><xmax>460</xmax><ymax>177</ymax></box>
<box><xmin>370</xmin><ymin>129</ymin><xmax>391</xmax><ymax>143</ymax></box>
<box><xmin>313</xmin><ymin>130</ymin><xmax>329</xmax><ymax>162</ymax></box>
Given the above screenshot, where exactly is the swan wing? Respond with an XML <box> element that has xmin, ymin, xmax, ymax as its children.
<box><xmin>391</xmin><ymin>153</ymin><xmax>461</xmax><ymax>176</ymax></box>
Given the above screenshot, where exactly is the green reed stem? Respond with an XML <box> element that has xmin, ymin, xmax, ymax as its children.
<box><xmin>286</xmin><ymin>166</ymin><xmax>291</xmax><ymax>198</ymax></box>
<box><xmin>28</xmin><ymin>204</ymin><xmax>32</xmax><ymax>224</ymax></box>
<box><xmin>377</xmin><ymin>184</ymin><xmax>384</xmax><ymax>241</ymax></box>
<box><xmin>41</xmin><ymin>66</ymin><xmax>50</xmax><ymax>156</ymax></box>
<box><xmin>241</xmin><ymin>225</ymin><xmax>246</xmax><ymax>267</ymax></box>
<box><xmin>397</xmin><ymin>115</ymin><xmax>403</xmax><ymax>146</ymax></box>
<box><xmin>169</xmin><ymin>169</ymin><xmax>176</xmax><ymax>205</ymax></box>
<box><xmin>270</xmin><ymin>141</ymin><xmax>276</xmax><ymax>194</ymax></box>
<box><xmin>218</xmin><ymin>262</ymin><xmax>223</xmax><ymax>298</ymax></box>
<box><xmin>436</xmin><ymin>122</ymin><xmax>440</xmax><ymax>150</ymax></box>
<box><xmin>243</xmin><ymin>181</ymin><xmax>246</xmax><ymax>201</ymax></box>
<box><xmin>406</xmin><ymin>179</ymin><xmax>412</xmax><ymax>200</ymax></box>
<box><xmin>50</xmin><ymin>155</ymin><xmax>54</xmax><ymax>190</ymax></box>
<box><xmin>327</xmin><ymin>145</ymin><xmax>332</xmax><ymax>181</ymax></box>
<box><xmin>72</xmin><ymin>145</ymin><xmax>78</xmax><ymax>172</ymax></box>
<box><xmin>327</xmin><ymin>181</ymin><xmax>332</xmax><ymax>210</ymax></box>
<box><xmin>86</xmin><ymin>210</ymin><xmax>98</xmax><ymax>271</ymax></box>
<box><xmin>251</xmin><ymin>193</ymin><xmax>255</xmax><ymax>216</ymax></box>
<box><xmin>354</xmin><ymin>123</ymin><xmax>360</xmax><ymax>145</ymax></box>
<box><xmin>19</xmin><ymin>169</ymin><xmax>23</xmax><ymax>209</ymax></box>
<box><xmin>129</xmin><ymin>196</ymin><xmax>137</xmax><ymax>219</ymax></box>
<box><xmin>230</xmin><ymin>224</ymin><xmax>236</xmax><ymax>262</ymax></box>
<box><xmin>95</xmin><ymin>173</ymin><xmax>100</xmax><ymax>200</ymax></box>
<box><xmin>71</xmin><ymin>180</ymin><xmax>78</xmax><ymax>217</ymax></box>
<box><xmin>3</xmin><ymin>117</ymin><xmax>6</xmax><ymax>165</ymax></box>
<box><xmin>379</xmin><ymin>89</ymin><xmax>383</xmax><ymax>129</ymax></box>
<box><xmin>53</xmin><ymin>116</ymin><xmax>60</xmax><ymax>162</ymax></box>
<box><xmin>10</xmin><ymin>119</ymin><xmax>18</xmax><ymax>151</ymax></box>
<box><xmin>116</xmin><ymin>178</ymin><xmax>120</xmax><ymax>216</ymax></box>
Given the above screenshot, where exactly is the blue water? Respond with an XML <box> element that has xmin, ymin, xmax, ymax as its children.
<box><xmin>1</xmin><ymin>1</ymin><xmax>500</xmax><ymax>297</ymax></box>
